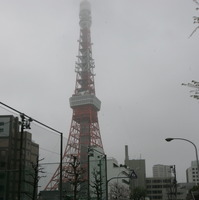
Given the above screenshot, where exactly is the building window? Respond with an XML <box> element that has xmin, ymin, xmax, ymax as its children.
<box><xmin>152</xmin><ymin>185</ymin><xmax>162</xmax><ymax>189</ymax></box>
<box><xmin>0</xmin><ymin>151</ymin><xmax>6</xmax><ymax>157</ymax></box>
<box><xmin>0</xmin><ymin>162</ymin><xmax>6</xmax><ymax>168</ymax></box>
<box><xmin>0</xmin><ymin>122</ymin><xmax>4</xmax><ymax>126</ymax></box>
<box><xmin>0</xmin><ymin>173</ymin><xmax>5</xmax><ymax>179</ymax></box>
<box><xmin>0</xmin><ymin>185</ymin><xmax>4</xmax><ymax>191</ymax></box>
<box><xmin>0</xmin><ymin>128</ymin><xmax>4</xmax><ymax>132</ymax></box>
<box><xmin>153</xmin><ymin>180</ymin><xmax>161</xmax><ymax>183</ymax></box>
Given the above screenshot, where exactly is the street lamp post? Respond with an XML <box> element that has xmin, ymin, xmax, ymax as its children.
<box><xmin>165</xmin><ymin>137</ymin><xmax>199</xmax><ymax>182</ymax></box>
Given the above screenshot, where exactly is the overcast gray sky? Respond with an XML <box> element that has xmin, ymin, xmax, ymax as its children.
<box><xmin>0</xmin><ymin>0</ymin><xmax>199</xmax><ymax>187</ymax></box>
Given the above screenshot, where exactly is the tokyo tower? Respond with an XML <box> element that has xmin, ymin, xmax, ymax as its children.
<box><xmin>45</xmin><ymin>0</ymin><xmax>104</xmax><ymax>192</ymax></box>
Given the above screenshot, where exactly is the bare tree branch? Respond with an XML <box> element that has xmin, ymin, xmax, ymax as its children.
<box><xmin>189</xmin><ymin>0</ymin><xmax>199</xmax><ymax>37</ymax></box>
<box><xmin>64</xmin><ymin>155</ymin><xmax>86</xmax><ymax>200</ymax></box>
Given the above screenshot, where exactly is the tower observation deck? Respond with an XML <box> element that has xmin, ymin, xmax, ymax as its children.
<box><xmin>44</xmin><ymin>0</ymin><xmax>104</xmax><ymax>195</ymax></box>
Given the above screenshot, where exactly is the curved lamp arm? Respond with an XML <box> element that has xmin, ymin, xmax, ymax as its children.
<box><xmin>165</xmin><ymin>137</ymin><xmax>199</xmax><ymax>178</ymax></box>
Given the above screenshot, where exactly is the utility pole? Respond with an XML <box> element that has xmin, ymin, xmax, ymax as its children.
<box><xmin>0</xmin><ymin>101</ymin><xmax>63</xmax><ymax>200</ymax></box>
<box><xmin>18</xmin><ymin>113</ymin><xmax>32</xmax><ymax>200</ymax></box>
<box><xmin>171</xmin><ymin>165</ymin><xmax>177</xmax><ymax>200</ymax></box>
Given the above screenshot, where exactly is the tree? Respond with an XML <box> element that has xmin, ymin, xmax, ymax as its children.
<box><xmin>65</xmin><ymin>155</ymin><xmax>86</xmax><ymax>200</ymax></box>
<box><xmin>182</xmin><ymin>80</ymin><xmax>199</xmax><ymax>100</ymax></box>
<box><xmin>190</xmin><ymin>0</ymin><xmax>199</xmax><ymax>37</ymax></box>
<box><xmin>187</xmin><ymin>185</ymin><xmax>199</xmax><ymax>200</ymax></box>
<box><xmin>110</xmin><ymin>182</ymin><xmax>130</xmax><ymax>200</ymax></box>
<box><xmin>130</xmin><ymin>187</ymin><xmax>147</xmax><ymax>200</ymax></box>
<box><xmin>90</xmin><ymin>167</ymin><xmax>103</xmax><ymax>200</ymax></box>
<box><xmin>23</xmin><ymin>157</ymin><xmax>46</xmax><ymax>200</ymax></box>
<box><xmin>166</xmin><ymin>179</ymin><xmax>177</xmax><ymax>200</ymax></box>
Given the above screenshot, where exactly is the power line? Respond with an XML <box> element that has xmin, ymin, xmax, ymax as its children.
<box><xmin>32</xmin><ymin>122</ymin><xmax>68</xmax><ymax>140</ymax></box>
<box><xmin>0</xmin><ymin>101</ymin><xmax>63</xmax><ymax>135</ymax></box>
<box><xmin>0</xmin><ymin>104</ymin><xmax>18</xmax><ymax>115</ymax></box>
<box><xmin>0</xmin><ymin>104</ymin><xmax>68</xmax><ymax>140</ymax></box>
<box><xmin>40</xmin><ymin>147</ymin><xmax>60</xmax><ymax>156</ymax></box>
<box><xmin>40</xmin><ymin>161</ymin><xmax>71</xmax><ymax>165</ymax></box>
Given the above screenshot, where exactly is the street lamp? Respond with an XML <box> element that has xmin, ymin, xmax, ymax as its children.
<box><xmin>165</xmin><ymin>137</ymin><xmax>199</xmax><ymax>182</ymax></box>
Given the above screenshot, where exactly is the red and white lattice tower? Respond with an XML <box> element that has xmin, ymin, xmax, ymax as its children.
<box><xmin>45</xmin><ymin>0</ymin><xmax>104</xmax><ymax>191</ymax></box>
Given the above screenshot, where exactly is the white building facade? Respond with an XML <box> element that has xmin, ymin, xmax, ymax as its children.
<box><xmin>153</xmin><ymin>164</ymin><xmax>172</xmax><ymax>178</ymax></box>
<box><xmin>186</xmin><ymin>160</ymin><xmax>199</xmax><ymax>184</ymax></box>
<box><xmin>107</xmin><ymin>158</ymin><xmax>130</xmax><ymax>199</ymax></box>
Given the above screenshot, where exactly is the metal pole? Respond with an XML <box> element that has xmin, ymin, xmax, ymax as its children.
<box><xmin>60</xmin><ymin>133</ymin><xmax>63</xmax><ymax>200</ymax></box>
<box><xmin>99</xmin><ymin>159</ymin><xmax>102</xmax><ymax>200</ymax></box>
<box><xmin>173</xmin><ymin>165</ymin><xmax>177</xmax><ymax>200</ymax></box>
<box><xmin>88</xmin><ymin>147</ymin><xmax>107</xmax><ymax>200</ymax></box>
<box><xmin>88</xmin><ymin>151</ymin><xmax>90</xmax><ymax>200</ymax></box>
<box><xmin>105</xmin><ymin>155</ymin><xmax>108</xmax><ymax>200</ymax></box>
<box><xmin>18</xmin><ymin>114</ymin><xmax>25</xmax><ymax>200</ymax></box>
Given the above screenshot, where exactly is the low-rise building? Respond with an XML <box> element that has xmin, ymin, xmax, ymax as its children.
<box><xmin>107</xmin><ymin>157</ymin><xmax>130</xmax><ymax>199</ymax></box>
<box><xmin>124</xmin><ymin>145</ymin><xmax>146</xmax><ymax>190</ymax></box>
<box><xmin>146</xmin><ymin>177</ymin><xmax>176</xmax><ymax>200</ymax></box>
<box><xmin>146</xmin><ymin>176</ymin><xmax>194</xmax><ymax>200</ymax></box>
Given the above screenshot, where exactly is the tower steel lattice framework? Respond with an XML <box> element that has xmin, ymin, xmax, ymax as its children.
<box><xmin>45</xmin><ymin>0</ymin><xmax>104</xmax><ymax>191</ymax></box>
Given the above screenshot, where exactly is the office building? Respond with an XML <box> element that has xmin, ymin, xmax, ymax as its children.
<box><xmin>146</xmin><ymin>177</ymin><xmax>175</xmax><ymax>200</ymax></box>
<box><xmin>0</xmin><ymin>115</ymin><xmax>39</xmax><ymax>200</ymax></box>
<box><xmin>153</xmin><ymin>164</ymin><xmax>172</xmax><ymax>178</ymax></box>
